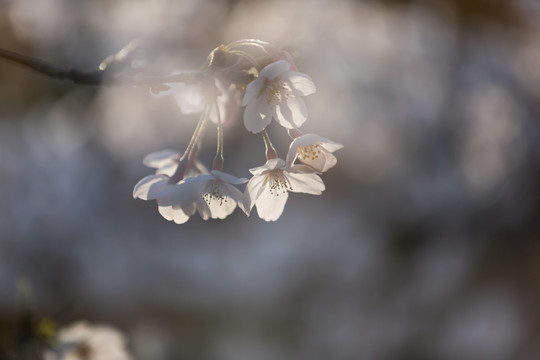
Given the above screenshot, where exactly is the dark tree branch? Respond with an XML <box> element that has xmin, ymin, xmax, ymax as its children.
<box><xmin>0</xmin><ymin>40</ymin><xmax>217</xmax><ymax>94</ymax></box>
<box><xmin>0</xmin><ymin>47</ymin><xmax>107</xmax><ymax>86</ymax></box>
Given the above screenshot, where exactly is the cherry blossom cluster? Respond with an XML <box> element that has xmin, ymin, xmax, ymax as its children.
<box><xmin>134</xmin><ymin>39</ymin><xmax>343</xmax><ymax>222</ymax></box>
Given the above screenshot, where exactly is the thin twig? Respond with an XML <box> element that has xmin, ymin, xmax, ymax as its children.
<box><xmin>0</xmin><ymin>47</ymin><xmax>107</xmax><ymax>85</ymax></box>
<box><xmin>0</xmin><ymin>46</ymin><xmax>209</xmax><ymax>88</ymax></box>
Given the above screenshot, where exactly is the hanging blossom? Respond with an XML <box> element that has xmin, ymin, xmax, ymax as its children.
<box><xmin>157</xmin><ymin>170</ymin><xmax>247</xmax><ymax>222</ymax></box>
<box><xmin>142</xmin><ymin>149</ymin><xmax>208</xmax><ymax>177</ymax></box>
<box><xmin>134</xmin><ymin>39</ymin><xmax>341</xmax><ymax>224</ymax></box>
<box><xmin>154</xmin><ymin>77</ymin><xmax>240</xmax><ymax>126</ymax></box>
<box><xmin>43</xmin><ymin>321</ymin><xmax>132</xmax><ymax>360</ymax></box>
<box><xmin>133</xmin><ymin>153</ymin><xmax>247</xmax><ymax>223</ymax></box>
<box><xmin>245</xmin><ymin>158</ymin><xmax>325</xmax><ymax>221</ymax></box>
<box><xmin>286</xmin><ymin>132</ymin><xmax>344</xmax><ymax>172</ymax></box>
<box><xmin>242</xmin><ymin>60</ymin><xmax>316</xmax><ymax>133</ymax></box>
<box><xmin>134</xmin><ymin>89</ymin><xmax>249</xmax><ymax>223</ymax></box>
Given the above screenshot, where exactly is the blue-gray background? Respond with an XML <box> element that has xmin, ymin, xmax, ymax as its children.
<box><xmin>1</xmin><ymin>0</ymin><xmax>540</xmax><ymax>359</ymax></box>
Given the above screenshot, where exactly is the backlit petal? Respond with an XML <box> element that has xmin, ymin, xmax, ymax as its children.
<box><xmin>166</xmin><ymin>178</ymin><xmax>209</xmax><ymax>207</ymax></box>
<box><xmin>245</xmin><ymin>174</ymin><xmax>268</xmax><ymax>211</ymax></box>
<box><xmin>133</xmin><ymin>175</ymin><xmax>176</xmax><ymax>200</ymax></box>
<box><xmin>157</xmin><ymin>200</ymin><xmax>193</xmax><ymax>224</ymax></box>
<box><xmin>211</xmin><ymin>170</ymin><xmax>247</xmax><ymax>185</ymax></box>
<box><xmin>143</xmin><ymin>150</ymin><xmax>179</xmax><ymax>169</ymax></box>
<box><xmin>286</xmin><ymin>71</ymin><xmax>316</xmax><ymax>96</ymax></box>
<box><xmin>244</xmin><ymin>101</ymin><xmax>272</xmax><ymax>133</ymax></box>
<box><xmin>286</xmin><ymin>172</ymin><xmax>325</xmax><ymax>195</ymax></box>
<box><xmin>243</xmin><ymin>78</ymin><xmax>264</xmax><ymax>106</ymax></box>
<box><xmin>259</xmin><ymin>60</ymin><xmax>290</xmax><ymax>81</ymax></box>
<box><xmin>255</xmin><ymin>182</ymin><xmax>289</xmax><ymax>221</ymax></box>
<box><xmin>170</xmin><ymin>83</ymin><xmax>205</xmax><ymax>114</ymax></box>
<box><xmin>203</xmin><ymin>182</ymin><xmax>238</xmax><ymax>219</ymax></box>
<box><xmin>275</xmin><ymin>97</ymin><xmax>307</xmax><ymax>129</ymax></box>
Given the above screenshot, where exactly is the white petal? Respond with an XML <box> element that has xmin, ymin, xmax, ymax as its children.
<box><xmin>250</xmin><ymin>158</ymin><xmax>286</xmax><ymax>176</ymax></box>
<box><xmin>170</xmin><ymin>83</ymin><xmax>205</xmax><ymax>114</ymax></box>
<box><xmin>242</xmin><ymin>78</ymin><xmax>264</xmax><ymax>106</ymax></box>
<box><xmin>275</xmin><ymin>97</ymin><xmax>307</xmax><ymax>129</ymax></box>
<box><xmin>319</xmin><ymin>152</ymin><xmax>338</xmax><ymax>172</ymax></box>
<box><xmin>285</xmin><ymin>138</ymin><xmax>303</xmax><ymax>169</ymax></box>
<box><xmin>286</xmin><ymin>172</ymin><xmax>325</xmax><ymax>195</ymax></box>
<box><xmin>133</xmin><ymin>175</ymin><xmax>176</xmax><ymax>200</ymax></box>
<box><xmin>143</xmin><ymin>150</ymin><xmax>180</xmax><ymax>169</ymax></box>
<box><xmin>267</xmin><ymin>158</ymin><xmax>286</xmax><ymax>171</ymax></box>
<box><xmin>286</xmin><ymin>71</ymin><xmax>316</xmax><ymax>96</ymax></box>
<box><xmin>255</xmin><ymin>183</ymin><xmax>289</xmax><ymax>221</ymax></box>
<box><xmin>289</xmin><ymin>164</ymin><xmax>317</xmax><ymax>173</ymax></box>
<box><xmin>245</xmin><ymin>174</ymin><xmax>268</xmax><ymax>211</ymax></box>
<box><xmin>183</xmin><ymin>174</ymin><xmax>215</xmax><ymax>183</ymax></box>
<box><xmin>225</xmin><ymin>183</ymin><xmax>248</xmax><ymax>215</ymax></box>
<box><xmin>196</xmin><ymin>199</ymin><xmax>211</xmax><ymax>220</ymax></box>
<box><xmin>166</xmin><ymin>178</ymin><xmax>209</xmax><ymax>207</ymax></box>
<box><xmin>299</xmin><ymin>152</ymin><xmax>328</xmax><ymax>172</ymax></box>
<box><xmin>204</xmin><ymin>182</ymin><xmax>239</xmax><ymax>219</ymax></box>
<box><xmin>291</xmin><ymin>133</ymin><xmax>325</xmax><ymax>147</ymax></box>
<box><xmin>286</xmin><ymin>134</ymin><xmax>342</xmax><ymax>170</ymax></box>
<box><xmin>249</xmin><ymin>165</ymin><xmax>270</xmax><ymax>176</ymax></box>
<box><xmin>157</xmin><ymin>203</ymin><xmax>174</xmax><ymax>220</ymax></box>
<box><xmin>211</xmin><ymin>170</ymin><xmax>247</xmax><ymax>185</ymax></box>
<box><xmin>243</xmin><ymin>101</ymin><xmax>272</xmax><ymax>133</ymax></box>
<box><xmin>259</xmin><ymin>60</ymin><xmax>290</xmax><ymax>81</ymax></box>
<box><xmin>175</xmin><ymin>204</ymin><xmax>196</xmax><ymax>223</ymax></box>
<box><xmin>321</xmin><ymin>142</ymin><xmax>344</xmax><ymax>153</ymax></box>
<box><xmin>157</xmin><ymin>201</ymin><xmax>193</xmax><ymax>224</ymax></box>
<box><xmin>155</xmin><ymin>163</ymin><xmax>178</xmax><ymax>177</ymax></box>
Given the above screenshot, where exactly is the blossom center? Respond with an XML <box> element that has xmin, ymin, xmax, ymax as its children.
<box><xmin>265</xmin><ymin>83</ymin><xmax>289</xmax><ymax>106</ymax></box>
<box><xmin>268</xmin><ymin>171</ymin><xmax>293</xmax><ymax>196</ymax></box>
<box><xmin>203</xmin><ymin>182</ymin><xmax>227</xmax><ymax>206</ymax></box>
<box><xmin>299</xmin><ymin>144</ymin><xmax>322</xmax><ymax>161</ymax></box>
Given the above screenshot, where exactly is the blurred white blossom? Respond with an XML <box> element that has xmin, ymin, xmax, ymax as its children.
<box><xmin>242</xmin><ymin>60</ymin><xmax>316</xmax><ymax>133</ymax></box>
<box><xmin>134</xmin><ymin>167</ymin><xmax>247</xmax><ymax>223</ymax></box>
<box><xmin>43</xmin><ymin>321</ymin><xmax>132</xmax><ymax>360</ymax></box>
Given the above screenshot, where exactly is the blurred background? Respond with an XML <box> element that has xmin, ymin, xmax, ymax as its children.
<box><xmin>1</xmin><ymin>0</ymin><xmax>540</xmax><ymax>359</ymax></box>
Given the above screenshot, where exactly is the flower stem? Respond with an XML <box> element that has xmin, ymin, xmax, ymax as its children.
<box><xmin>288</xmin><ymin>128</ymin><xmax>302</xmax><ymax>139</ymax></box>
<box><xmin>262</xmin><ymin>130</ymin><xmax>278</xmax><ymax>160</ymax></box>
<box><xmin>212</xmin><ymin>102</ymin><xmax>224</xmax><ymax>171</ymax></box>
<box><xmin>169</xmin><ymin>106</ymin><xmax>208</xmax><ymax>183</ymax></box>
<box><xmin>228</xmin><ymin>50</ymin><xmax>261</xmax><ymax>71</ymax></box>
<box><xmin>184</xmin><ymin>104</ymin><xmax>209</xmax><ymax>161</ymax></box>
<box><xmin>224</xmin><ymin>39</ymin><xmax>270</xmax><ymax>50</ymax></box>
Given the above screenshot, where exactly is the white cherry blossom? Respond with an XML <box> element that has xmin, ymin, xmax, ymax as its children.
<box><xmin>132</xmin><ymin>40</ymin><xmax>339</xmax><ymax>224</ymax></box>
<box><xmin>159</xmin><ymin>170</ymin><xmax>247</xmax><ymax>222</ymax></box>
<box><xmin>245</xmin><ymin>158</ymin><xmax>325</xmax><ymax>221</ymax></box>
<box><xmin>154</xmin><ymin>75</ymin><xmax>234</xmax><ymax>125</ymax></box>
<box><xmin>43</xmin><ymin>321</ymin><xmax>132</xmax><ymax>360</ymax></box>
<box><xmin>142</xmin><ymin>149</ymin><xmax>208</xmax><ymax>176</ymax></box>
<box><xmin>242</xmin><ymin>60</ymin><xmax>316</xmax><ymax>133</ymax></box>
<box><xmin>286</xmin><ymin>133</ymin><xmax>344</xmax><ymax>172</ymax></box>
<box><xmin>134</xmin><ymin>168</ymin><xmax>247</xmax><ymax>224</ymax></box>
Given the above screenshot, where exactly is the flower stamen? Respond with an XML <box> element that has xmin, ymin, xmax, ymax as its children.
<box><xmin>269</xmin><ymin>171</ymin><xmax>293</xmax><ymax>196</ymax></box>
<box><xmin>265</xmin><ymin>84</ymin><xmax>289</xmax><ymax>106</ymax></box>
<box><xmin>300</xmin><ymin>144</ymin><xmax>322</xmax><ymax>161</ymax></box>
<box><xmin>203</xmin><ymin>182</ymin><xmax>227</xmax><ymax>206</ymax></box>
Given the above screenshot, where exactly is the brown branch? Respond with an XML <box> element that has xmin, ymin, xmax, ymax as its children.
<box><xmin>0</xmin><ymin>47</ymin><xmax>107</xmax><ymax>86</ymax></box>
<box><xmin>0</xmin><ymin>41</ymin><xmax>216</xmax><ymax>93</ymax></box>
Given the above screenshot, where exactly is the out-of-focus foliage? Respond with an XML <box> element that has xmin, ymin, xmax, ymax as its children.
<box><xmin>1</xmin><ymin>0</ymin><xmax>540</xmax><ymax>359</ymax></box>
